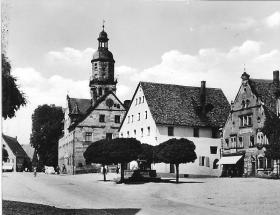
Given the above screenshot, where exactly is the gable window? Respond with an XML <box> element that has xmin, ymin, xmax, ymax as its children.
<box><xmin>115</xmin><ymin>115</ymin><xmax>120</xmax><ymax>123</ymax></box>
<box><xmin>210</xmin><ymin>146</ymin><xmax>218</xmax><ymax>154</ymax></box>
<box><xmin>134</xmin><ymin>129</ymin><xmax>137</xmax><ymax>137</ymax></box>
<box><xmin>230</xmin><ymin>135</ymin><xmax>237</xmax><ymax>148</ymax></box>
<box><xmin>145</xmin><ymin>111</ymin><xmax>148</xmax><ymax>119</ymax></box>
<box><xmin>127</xmin><ymin>131</ymin><xmax>130</xmax><ymax>138</ymax></box>
<box><xmin>136</xmin><ymin>98</ymin><xmax>138</xmax><ymax>105</ymax></box>
<box><xmin>128</xmin><ymin>116</ymin><xmax>130</xmax><ymax>124</ymax></box>
<box><xmin>99</xmin><ymin>114</ymin><xmax>105</xmax><ymax>123</ymax></box>
<box><xmin>245</xmin><ymin>99</ymin><xmax>250</xmax><ymax>108</ymax></box>
<box><xmin>239</xmin><ymin>114</ymin><xmax>253</xmax><ymax>127</ymax></box>
<box><xmin>142</xmin><ymin>96</ymin><xmax>144</xmax><ymax>103</ymax></box>
<box><xmin>225</xmin><ymin>138</ymin><xmax>229</xmax><ymax>148</ymax></box>
<box><xmin>238</xmin><ymin>136</ymin><xmax>244</xmax><ymax>148</ymax></box>
<box><xmin>147</xmin><ymin>126</ymin><xmax>150</xmax><ymax>136</ymax></box>
<box><xmin>168</xmin><ymin>127</ymin><xmax>174</xmax><ymax>136</ymax></box>
<box><xmin>120</xmin><ymin>133</ymin><xmax>123</xmax><ymax>138</ymax></box>
<box><xmin>139</xmin><ymin>97</ymin><xmax>141</xmax><ymax>103</ymax></box>
<box><xmin>106</xmin><ymin>133</ymin><xmax>112</xmax><ymax>141</ymax></box>
<box><xmin>141</xmin><ymin>128</ymin><xmax>143</xmax><ymax>137</ymax></box>
<box><xmin>193</xmin><ymin>127</ymin><xmax>199</xmax><ymax>137</ymax></box>
<box><xmin>131</xmin><ymin>115</ymin><xmax>134</xmax><ymax>123</ymax></box>
<box><xmin>85</xmin><ymin>132</ymin><xmax>92</xmax><ymax>142</ymax></box>
<box><xmin>138</xmin><ymin>113</ymin><xmax>140</xmax><ymax>121</ymax></box>
<box><xmin>250</xmin><ymin>136</ymin><xmax>254</xmax><ymax>147</ymax></box>
<box><xmin>241</xmin><ymin>100</ymin><xmax>245</xmax><ymax>109</ymax></box>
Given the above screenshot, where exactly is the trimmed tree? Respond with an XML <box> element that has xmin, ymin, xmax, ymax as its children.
<box><xmin>138</xmin><ymin>143</ymin><xmax>155</xmax><ymax>169</ymax></box>
<box><xmin>109</xmin><ymin>138</ymin><xmax>142</xmax><ymax>183</ymax></box>
<box><xmin>156</xmin><ymin>138</ymin><xmax>197</xmax><ymax>183</ymax></box>
<box><xmin>84</xmin><ymin>139</ymin><xmax>111</xmax><ymax>181</ymax></box>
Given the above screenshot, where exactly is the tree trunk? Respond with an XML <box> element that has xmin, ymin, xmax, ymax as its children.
<box><xmin>120</xmin><ymin>163</ymin><xmax>125</xmax><ymax>183</ymax></box>
<box><xmin>102</xmin><ymin>164</ymin><xmax>106</xmax><ymax>181</ymax></box>
<box><xmin>175</xmin><ymin>163</ymin><xmax>179</xmax><ymax>183</ymax></box>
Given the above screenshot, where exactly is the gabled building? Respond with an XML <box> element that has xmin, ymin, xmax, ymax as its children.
<box><xmin>119</xmin><ymin>81</ymin><xmax>230</xmax><ymax>176</ymax></box>
<box><xmin>221</xmin><ymin>70</ymin><xmax>280</xmax><ymax>177</ymax></box>
<box><xmin>2</xmin><ymin>134</ymin><xmax>30</xmax><ymax>171</ymax></box>
<box><xmin>58</xmin><ymin>26</ymin><xmax>126</xmax><ymax>174</ymax></box>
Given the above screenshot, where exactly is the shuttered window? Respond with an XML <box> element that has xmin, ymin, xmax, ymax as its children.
<box><xmin>206</xmin><ymin>157</ymin><xmax>210</xmax><ymax>167</ymax></box>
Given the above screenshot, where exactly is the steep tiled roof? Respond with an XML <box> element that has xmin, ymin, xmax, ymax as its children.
<box><xmin>249</xmin><ymin>79</ymin><xmax>279</xmax><ymax>114</ymax></box>
<box><xmin>2</xmin><ymin>134</ymin><xmax>29</xmax><ymax>158</ymax></box>
<box><xmin>68</xmin><ymin>98</ymin><xmax>91</xmax><ymax>115</ymax></box>
<box><xmin>141</xmin><ymin>82</ymin><xmax>230</xmax><ymax>127</ymax></box>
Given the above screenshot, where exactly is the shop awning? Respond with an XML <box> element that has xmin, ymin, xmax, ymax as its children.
<box><xmin>217</xmin><ymin>156</ymin><xmax>243</xmax><ymax>165</ymax></box>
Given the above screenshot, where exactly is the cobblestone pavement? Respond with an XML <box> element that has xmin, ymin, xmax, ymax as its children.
<box><xmin>2</xmin><ymin>172</ymin><xmax>280</xmax><ymax>215</ymax></box>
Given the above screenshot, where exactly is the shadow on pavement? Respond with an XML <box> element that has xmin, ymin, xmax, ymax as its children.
<box><xmin>120</xmin><ymin>178</ymin><xmax>204</xmax><ymax>185</ymax></box>
<box><xmin>3</xmin><ymin>200</ymin><xmax>141</xmax><ymax>215</ymax></box>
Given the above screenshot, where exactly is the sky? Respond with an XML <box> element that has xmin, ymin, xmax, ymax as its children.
<box><xmin>2</xmin><ymin>0</ymin><xmax>280</xmax><ymax>145</ymax></box>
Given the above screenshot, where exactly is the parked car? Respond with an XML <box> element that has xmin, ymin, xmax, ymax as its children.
<box><xmin>44</xmin><ymin>166</ymin><xmax>55</xmax><ymax>174</ymax></box>
<box><xmin>2</xmin><ymin>162</ymin><xmax>14</xmax><ymax>172</ymax></box>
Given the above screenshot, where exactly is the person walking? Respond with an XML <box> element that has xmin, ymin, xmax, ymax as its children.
<box><xmin>33</xmin><ymin>167</ymin><xmax>37</xmax><ymax>177</ymax></box>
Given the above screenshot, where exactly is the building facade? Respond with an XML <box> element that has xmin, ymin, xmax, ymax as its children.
<box><xmin>221</xmin><ymin>71</ymin><xmax>280</xmax><ymax>177</ymax></box>
<box><xmin>58</xmin><ymin>27</ymin><xmax>126</xmax><ymax>174</ymax></box>
<box><xmin>119</xmin><ymin>81</ymin><xmax>230</xmax><ymax>177</ymax></box>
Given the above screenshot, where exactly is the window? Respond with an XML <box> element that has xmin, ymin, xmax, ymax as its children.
<box><xmin>115</xmin><ymin>115</ymin><xmax>120</xmax><ymax>123</ymax></box>
<box><xmin>230</xmin><ymin>135</ymin><xmax>237</xmax><ymax>148</ymax></box>
<box><xmin>225</xmin><ymin>139</ymin><xmax>229</xmax><ymax>148</ymax></box>
<box><xmin>142</xmin><ymin>96</ymin><xmax>144</xmax><ymax>103</ymax></box>
<box><xmin>238</xmin><ymin>136</ymin><xmax>244</xmax><ymax>148</ymax></box>
<box><xmin>199</xmin><ymin>156</ymin><xmax>205</xmax><ymax>166</ymax></box>
<box><xmin>138</xmin><ymin>113</ymin><xmax>140</xmax><ymax>121</ymax></box>
<box><xmin>267</xmin><ymin>158</ymin><xmax>272</xmax><ymax>169</ymax></box>
<box><xmin>141</xmin><ymin>128</ymin><xmax>143</xmax><ymax>137</ymax></box>
<box><xmin>134</xmin><ymin>129</ymin><xmax>136</xmax><ymax>137</ymax></box>
<box><xmin>136</xmin><ymin>99</ymin><xmax>138</xmax><ymax>105</ymax></box>
<box><xmin>99</xmin><ymin>114</ymin><xmax>105</xmax><ymax>122</ymax></box>
<box><xmin>128</xmin><ymin>116</ymin><xmax>130</xmax><ymax>124</ymax></box>
<box><xmin>147</xmin><ymin>126</ymin><xmax>150</xmax><ymax>136</ymax></box>
<box><xmin>106</xmin><ymin>133</ymin><xmax>112</xmax><ymax>141</ymax></box>
<box><xmin>145</xmin><ymin>111</ymin><xmax>148</xmax><ymax>119</ymax></box>
<box><xmin>259</xmin><ymin>157</ymin><xmax>264</xmax><ymax>169</ymax></box>
<box><xmin>250</xmin><ymin>136</ymin><xmax>254</xmax><ymax>147</ymax></box>
<box><xmin>245</xmin><ymin>99</ymin><xmax>250</xmax><ymax>108</ymax></box>
<box><xmin>210</xmin><ymin>146</ymin><xmax>218</xmax><ymax>154</ymax></box>
<box><xmin>168</xmin><ymin>127</ymin><xmax>174</xmax><ymax>136</ymax></box>
<box><xmin>131</xmin><ymin>115</ymin><xmax>134</xmax><ymax>123</ymax></box>
<box><xmin>127</xmin><ymin>131</ymin><xmax>130</xmax><ymax>138</ymax></box>
<box><xmin>241</xmin><ymin>100</ymin><xmax>245</xmax><ymax>109</ymax></box>
<box><xmin>239</xmin><ymin>114</ymin><xmax>253</xmax><ymax>127</ymax></box>
<box><xmin>85</xmin><ymin>132</ymin><xmax>92</xmax><ymax>141</ymax></box>
<box><xmin>121</xmin><ymin>133</ymin><xmax>123</xmax><ymax>137</ymax></box>
<box><xmin>99</xmin><ymin>87</ymin><xmax>102</xmax><ymax>96</ymax></box>
<box><xmin>139</xmin><ymin>97</ymin><xmax>141</xmax><ymax>103</ymax></box>
<box><xmin>193</xmin><ymin>127</ymin><xmax>199</xmax><ymax>137</ymax></box>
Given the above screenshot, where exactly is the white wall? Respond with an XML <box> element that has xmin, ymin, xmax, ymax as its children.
<box><xmin>153</xmin><ymin>136</ymin><xmax>222</xmax><ymax>177</ymax></box>
<box><xmin>119</xmin><ymin>84</ymin><xmax>158</xmax><ymax>146</ymax></box>
<box><xmin>2</xmin><ymin>137</ymin><xmax>17</xmax><ymax>172</ymax></box>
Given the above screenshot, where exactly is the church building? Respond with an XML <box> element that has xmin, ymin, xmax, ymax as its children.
<box><xmin>58</xmin><ymin>26</ymin><xmax>127</xmax><ymax>174</ymax></box>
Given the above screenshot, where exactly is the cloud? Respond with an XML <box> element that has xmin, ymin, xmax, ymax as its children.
<box><xmin>3</xmin><ymin>68</ymin><xmax>89</xmax><ymax>145</ymax></box>
<box><xmin>265</xmin><ymin>11</ymin><xmax>280</xmax><ymax>28</ymax></box>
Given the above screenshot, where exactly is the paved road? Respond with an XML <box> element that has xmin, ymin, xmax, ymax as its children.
<box><xmin>3</xmin><ymin>172</ymin><xmax>280</xmax><ymax>215</ymax></box>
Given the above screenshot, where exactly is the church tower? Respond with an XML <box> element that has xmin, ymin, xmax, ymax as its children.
<box><xmin>90</xmin><ymin>24</ymin><xmax>117</xmax><ymax>104</ymax></box>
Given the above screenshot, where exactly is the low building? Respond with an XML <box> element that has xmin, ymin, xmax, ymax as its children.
<box><xmin>2</xmin><ymin>134</ymin><xmax>30</xmax><ymax>172</ymax></box>
<box><xmin>58</xmin><ymin>26</ymin><xmax>126</xmax><ymax>174</ymax></box>
<box><xmin>221</xmin><ymin>70</ymin><xmax>280</xmax><ymax>177</ymax></box>
<box><xmin>119</xmin><ymin>81</ymin><xmax>230</xmax><ymax>177</ymax></box>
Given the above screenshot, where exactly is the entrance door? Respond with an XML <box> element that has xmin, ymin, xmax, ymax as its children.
<box><xmin>251</xmin><ymin>161</ymin><xmax>255</xmax><ymax>176</ymax></box>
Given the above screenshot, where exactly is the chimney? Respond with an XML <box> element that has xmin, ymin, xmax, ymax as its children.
<box><xmin>123</xmin><ymin>100</ymin><xmax>131</xmax><ymax>110</ymax></box>
<box><xmin>200</xmin><ymin>81</ymin><xmax>206</xmax><ymax>114</ymax></box>
<box><xmin>273</xmin><ymin>70</ymin><xmax>279</xmax><ymax>87</ymax></box>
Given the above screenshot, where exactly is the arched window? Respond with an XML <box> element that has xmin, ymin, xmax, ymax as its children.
<box><xmin>213</xmin><ymin>159</ymin><xmax>219</xmax><ymax>169</ymax></box>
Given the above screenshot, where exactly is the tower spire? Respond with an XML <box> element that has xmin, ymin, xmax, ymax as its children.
<box><xmin>102</xmin><ymin>20</ymin><xmax>105</xmax><ymax>31</ymax></box>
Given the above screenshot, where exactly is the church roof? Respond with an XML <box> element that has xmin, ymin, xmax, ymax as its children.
<box><xmin>2</xmin><ymin>134</ymin><xmax>29</xmax><ymax>158</ymax></box>
<box><xmin>249</xmin><ymin>79</ymin><xmax>279</xmax><ymax>114</ymax></box>
<box><xmin>91</xmin><ymin>49</ymin><xmax>114</xmax><ymax>63</ymax></box>
<box><xmin>140</xmin><ymin>82</ymin><xmax>230</xmax><ymax>127</ymax></box>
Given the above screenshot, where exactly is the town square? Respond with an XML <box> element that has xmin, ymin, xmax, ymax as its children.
<box><xmin>2</xmin><ymin>0</ymin><xmax>280</xmax><ymax>214</ymax></box>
